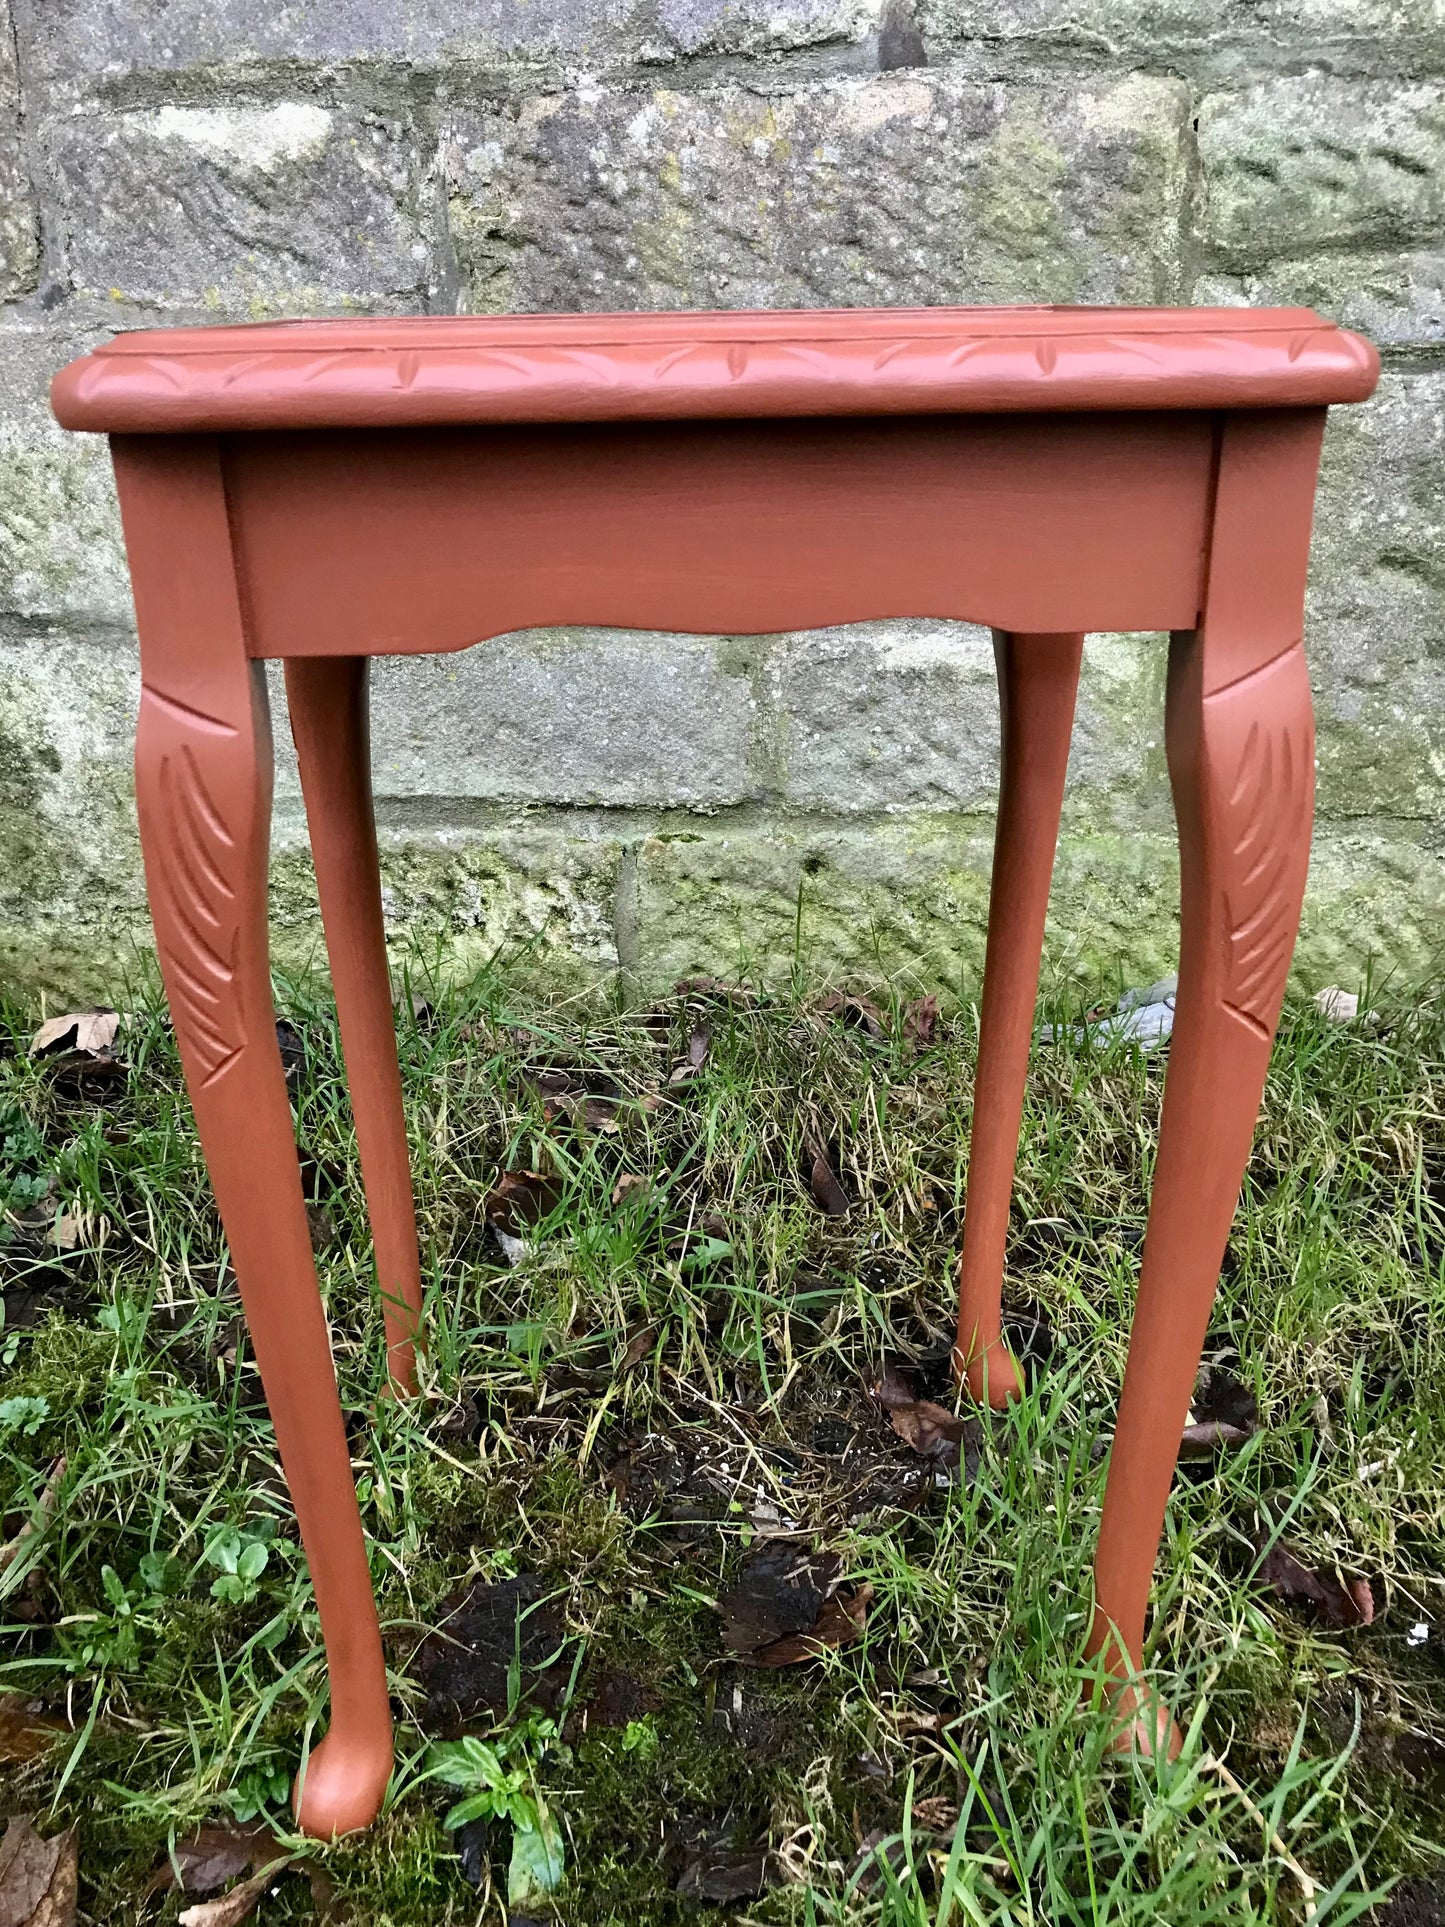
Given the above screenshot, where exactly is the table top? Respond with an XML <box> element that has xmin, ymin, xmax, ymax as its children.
<box><xmin>51</xmin><ymin>306</ymin><xmax>1378</xmax><ymax>434</ymax></box>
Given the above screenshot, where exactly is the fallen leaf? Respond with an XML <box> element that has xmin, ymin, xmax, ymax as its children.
<box><xmin>393</xmin><ymin>988</ymin><xmax>435</xmax><ymax>1026</ymax></box>
<box><xmin>807</xmin><ymin>1143</ymin><xmax>850</xmax><ymax>1218</ymax></box>
<box><xmin>674</xmin><ymin>976</ymin><xmax>754</xmax><ymax>1006</ymax></box>
<box><xmin>27</xmin><ymin>1009</ymin><xmax>125</xmax><ymax>1089</ymax></box>
<box><xmin>582</xmin><ymin>1669</ymin><xmax>662</xmax><ymax>1730</ymax></box>
<box><xmin>722</xmin><ymin>1544</ymin><xmax>839</xmax><ymax>1656</ymax></box>
<box><xmin>541</xmin><ymin>1085</ymin><xmax>626</xmax><ymax>1134</ymax></box>
<box><xmin>688</xmin><ymin>1024</ymin><xmax>710</xmax><ymax>1068</ymax></box>
<box><xmin>720</xmin><ymin>1545</ymin><xmax>870</xmax><ymax>1666</ymax></box>
<box><xmin>303</xmin><ymin>1861</ymin><xmax>349</xmax><ymax>1922</ymax></box>
<box><xmin>902</xmin><ymin>993</ymin><xmax>940</xmax><ymax>1050</ymax></box>
<box><xmin>483</xmin><ymin>1171</ymin><xmax>562</xmax><ymax>1236</ymax></box>
<box><xmin>818</xmin><ymin>991</ymin><xmax>886</xmax><ymax>1040</ymax></box>
<box><xmin>618</xmin><ymin>1323</ymin><xmax>658</xmax><ymax>1373</ymax></box>
<box><xmin>273</xmin><ymin>1020</ymin><xmax>305</xmax><ymax>1086</ymax></box>
<box><xmin>1255</xmin><ymin>1534</ymin><xmax>1375</xmax><ymax>1628</ymax></box>
<box><xmin>29</xmin><ymin>1010</ymin><xmax>118</xmax><ymax>1058</ymax></box>
<box><xmin>454</xmin><ymin>1817</ymin><xmax>489</xmax><ymax>1890</ymax></box>
<box><xmin>0</xmin><ymin>1458</ymin><xmax>66</xmax><ymax>1575</ymax></box>
<box><xmin>847</xmin><ymin>1828</ymin><xmax>905</xmax><ymax>1894</ymax></box>
<box><xmin>749</xmin><ymin>1583</ymin><xmax>872</xmax><ymax>1667</ymax></box>
<box><xmin>611</xmin><ymin>1173</ymin><xmax>648</xmax><ymax>1207</ymax></box>
<box><xmin>177</xmin><ymin>1856</ymin><xmax>297</xmax><ymax>1927</ymax></box>
<box><xmin>676</xmin><ymin>1845</ymin><xmax>779</xmax><ymax>1902</ymax></box>
<box><xmin>1181</xmin><ymin>1362</ymin><xmax>1259</xmax><ymax>1458</ymax></box>
<box><xmin>663</xmin><ymin>1213</ymin><xmax>732</xmax><ymax>1265</ymax></box>
<box><xmin>144</xmin><ymin>1821</ymin><xmax>275</xmax><ymax>1898</ymax></box>
<box><xmin>0</xmin><ymin>1816</ymin><xmax>78</xmax><ymax>1927</ymax></box>
<box><xmin>0</xmin><ymin>1700</ymin><xmax>67</xmax><ymax>1766</ymax></box>
<box><xmin>866</xmin><ymin>1364</ymin><xmax>982</xmax><ymax>1481</ymax></box>
<box><xmin>305</xmin><ymin>1204</ymin><xmax>335</xmax><ymax>1254</ymax></box>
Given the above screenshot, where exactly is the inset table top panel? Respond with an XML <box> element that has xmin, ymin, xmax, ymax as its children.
<box><xmin>52</xmin><ymin>306</ymin><xmax>1378</xmax><ymax>434</ymax></box>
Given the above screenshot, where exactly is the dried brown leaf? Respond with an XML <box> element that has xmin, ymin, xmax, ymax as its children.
<box><xmin>305</xmin><ymin>1204</ymin><xmax>335</xmax><ymax>1254</ymax></box>
<box><xmin>176</xmin><ymin>1857</ymin><xmax>297</xmax><ymax>1927</ymax></box>
<box><xmin>618</xmin><ymin>1323</ymin><xmax>658</xmax><ymax>1373</ymax></box>
<box><xmin>676</xmin><ymin>1846</ymin><xmax>779</xmax><ymax>1902</ymax></box>
<box><xmin>720</xmin><ymin>1545</ymin><xmax>869</xmax><ymax>1667</ymax></box>
<box><xmin>674</xmin><ymin>976</ymin><xmax>754</xmax><ymax>1006</ymax></box>
<box><xmin>303</xmin><ymin>1862</ymin><xmax>349</xmax><ymax>1922</ymax></box>
<box><xmin>866</xmin><ymin>1365</ymin><xmax>982</xmax><ymax>1481</ymax></box>
<box><xmin>1256</xmin><ymin>1535</ymin><xmax>1375</xmax><ymax>1628</ymax></box>
<box><xmin>29</xmin><ymin>1010</ymin><xmax>118</xmax><ymax>1058</ymax></box>
<box><xmin>902</xmin><ymin>993</ymin><xmax>940</xmax><ymax>1050</ymax></box>
<box><xmin>415</xmin><ymin>1576</ymin><xmax>568</xmax><ymax>1730</ymax></box>
<box><xmin>1179</xmin><ymin>1419</ymin><xmax>1252</xmax><ymax>1457</ymax></box>
<box><xmin>542</xmin><ymin>1086</ymin><xmax>625</xmax><ymax>1134</ymax></box>
<box><xmin>0</xmin><ymin>1817</ymin><xmax>78</xmax><ymax>1927</ymax></box>
<box><xmin>1181</xmin><ymin>1363</ymin><xmax>1259</xmax><ymax>1457</ymax></box>
<box><xmin>0</xmin><ymin>1701</ymin><xmax>67</xmax><ymax>1766</ymax></box>
<box><xmin>144</xmin><ymin>1821</ymin><xmax>276</xmax><ymax>1899</ymax></box>
<box><xmin>721</xmin><ymin>1545</ymin><xmax>837</xmax><ymax>1656</ymax></box>
<box><xmin>818</xmin><ymin>991</ymin><xmax>886</xmax><ymax>1040</ymax></box>
<box><xmin>611</xmin><ymin>1174</ymin><xmax>648</xmax><ymax>1207</ymax></box>
<box><xmin>483</xmin><ymin>1170</ymin><xmax>562</xmax><ymax>1235</ymax></box>
<box><xmin>807</xmin><ymin>1145</ymin><xmax>850</xmax><ymax>1218</ymax></box>
<box><xmin>0</xmin><ymin>1459</ymin><xmax>66</xmax><ymax>1577</ymax></box>
<box><xmin>750</xmin><ymin>1583</ymin><xmax>873</xmax><ymax>1667</ymax></box>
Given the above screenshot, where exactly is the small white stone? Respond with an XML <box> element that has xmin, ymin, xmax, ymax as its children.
<box><xmin>1315</xmin><ymin>986</ymin><xmax>1360</xmax><ymax>1022</ymax></box>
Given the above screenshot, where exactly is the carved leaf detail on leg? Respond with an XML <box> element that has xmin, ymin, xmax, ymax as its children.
<box><xmin>138</xmin><ymin>686</ymin><xmax>247</xmax><ymax>1086</ymax></box>
<box><xmin>1211</xmin><ymin>646</ymin><xmax>1314</xmax><ymax>1039</ymax></box>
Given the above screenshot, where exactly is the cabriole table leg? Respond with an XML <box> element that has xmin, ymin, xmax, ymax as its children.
<box><xmin>118</xmin><ymin>439</ymin><xmax>395</xmax><ymax>1836</ymax></box>
<box><xmin>1086</xmin><ymin>411</ymin><xmax>1322</xmax><ymax>1754</ymax></box>
<box><xmin>285</xmin><ymin>656</ymin><xmax>425</xmax><ymax>1396</ymax></box>
<box><xmin>955</xmin><ymin>631</ymin><xmax>1083</xmax><ymax>1407</ymax></box>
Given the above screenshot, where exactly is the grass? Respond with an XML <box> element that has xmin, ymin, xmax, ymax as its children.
<box><xmin>0</xmin><ymin>959</ymin><xmax>1442</xmax><ymax>1924</ymax></box>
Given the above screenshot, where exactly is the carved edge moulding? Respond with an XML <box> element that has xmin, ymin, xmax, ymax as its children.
<box><xmin>52</xmin><ymin>307</ymin><xmax>1379</xmax><ymax>433</ymax></box>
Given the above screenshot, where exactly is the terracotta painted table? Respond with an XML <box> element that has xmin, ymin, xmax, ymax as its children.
<box><xmin>52</xmin><ymin>306</ymin><xmax>1378</xmax><ymax>1835</ymax></box>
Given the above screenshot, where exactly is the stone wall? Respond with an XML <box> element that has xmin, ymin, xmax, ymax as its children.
<box><xmin>1</xmin><ymin>0</ymin><xmax>1442</xmax><ymax>1001</ymax></box>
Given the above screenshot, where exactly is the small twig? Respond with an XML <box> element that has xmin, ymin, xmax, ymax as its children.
<box><xmin>1203</xmin><ymin>1752</ymin><xmax>1318</xmax><ymax>1921</ymax></box>
<box><xmin>0</xmin><ymin>1455</ymin><xmax>67</xmax><ymax>1572</ymax></box>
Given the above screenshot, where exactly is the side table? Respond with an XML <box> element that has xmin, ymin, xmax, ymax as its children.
<box><xmin>52</xmin><ymin>306</ymin><xmax>1379</xmax><ymax>1835</ymax></box>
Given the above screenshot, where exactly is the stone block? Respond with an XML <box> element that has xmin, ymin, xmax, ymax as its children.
<box><xmin>445</xmin><ymin>70</ymin><xmax>1190</xmax><ymax>312</ymax></box>
<box><xmin>50</xmin><ymin>101</ymin><xmax>434</xmax><ymax>313</ymax></box>
<box><xmin>775</xmin><ymin>620</ymin><xmax>999</xmax><ymax>814</ymax></box>
<box><xmin>1</xmin><ymin>0</ymin><xmax>37</xmax><ymax>300</ymax></box>
<box><xmin>19</xmin><ymin>0</ymin><xmax>879</xmax><ymax>95</ymax></box>
<box><xmin>272</xmin><ymin>630</ymin><xmax>762</xmax><ymax>812</ymax></box>
<box><xmin>1308</xmin><ymin>372</ymin><xmax>1445</xmax><ymax>823</ymax></box>
<box><xmin>916</xmin><ymin>0</ymin><xmax>1445</xmax><ymax>83</ymax></box>
<box><xmin>773</xmin><ymin>620</ymin><xmax>1172</xmax><ymax>827</ymax></box>
<box><xmin>0</xmin><ymin>321</ymin><xmax>131</xmax><ymax>625</ymax></box>
<box><xmin>630</xmin><ymin>815</ymin><xmax>1443</xmax><ymax>1000</ymax></box>
<box><xmin>1192</xmin><ymin>255</ymin><xmax>1445</xmax><ymax>350</ymax></box>
<box><xmin>270</xmin><ymin>811</ymin><xmax>625</xmax><ymax>990</ymax></box>
<box><xmin>633</xmin><ymin>815</ymin><xmax>999</xmax><ymax>995</ymax></box>
<box><xmin>0</xmin><ymin>626</ymin><xmax>145</xmax><ymax>997</ymax></box>
<box><xmin>1196</xmin><ymin>78</ymin><xmax>1445</xmax><ymax>342</ymax></box>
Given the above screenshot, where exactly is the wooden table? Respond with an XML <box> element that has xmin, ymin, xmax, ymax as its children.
<box><xmin>53</xmin><ymin>306</ymin><xmax>1378</xmax><ymax>1835</ymax></box>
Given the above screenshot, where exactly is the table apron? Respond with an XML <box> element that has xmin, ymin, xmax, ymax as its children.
<box><xmin>210</xmin><ymin>410</ymin><xmax>1229</xmax><ymax>655</ymax></box>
